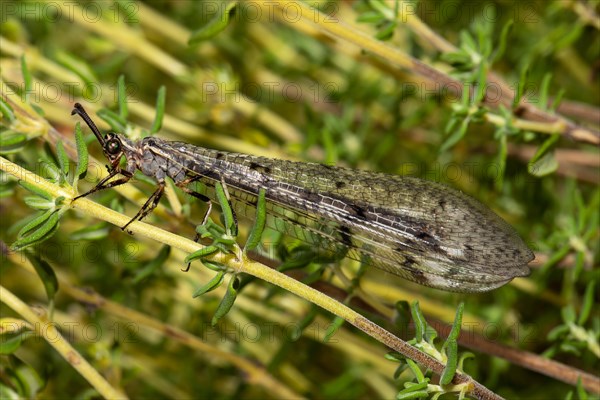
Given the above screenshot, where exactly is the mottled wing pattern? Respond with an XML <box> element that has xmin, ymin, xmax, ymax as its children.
<box><xmin>148</xmin><ymin>139</ymin><xmax>534</xmax><ymax>292</ymax></box>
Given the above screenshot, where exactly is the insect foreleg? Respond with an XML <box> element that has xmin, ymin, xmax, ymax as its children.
<box><xmin>122</xmin><ymin>181</ymin><xmax>165</xmax><ymax>232</ymax></box>
<box><xmin>73</xmin><ymin>169</ymin><xmax>133</xmax><ymax>201</ymax></box>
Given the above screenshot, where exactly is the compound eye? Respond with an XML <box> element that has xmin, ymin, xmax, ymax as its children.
<box><xmin>106</xmin><ymin>139</ymin><xmax>121</xmax><ymax>155</ymax></box>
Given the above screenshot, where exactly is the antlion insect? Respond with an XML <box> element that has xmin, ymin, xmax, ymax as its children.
<box><xmin>71</xmin><ymin>103</ymin><xmax>534</xmax><ymax>293</ymax></box>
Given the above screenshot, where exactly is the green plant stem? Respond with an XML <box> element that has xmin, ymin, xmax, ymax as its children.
<box><xmin>45</xmin><ymin>1</ymin><xmax>188</xmax><ymax>77</ymax></box>
<box><xmin>55</xmin><ymin>275</ymin><xmax>303</xmax><ymax>399</ymax></box>
<box><xmin>259</xmin><ymin>0</ymin><xmax>600</xmax><ymax>146</ymax></box>
<box><xmin>1</xmin><ymin>155</ymin><xmax>503</xmax><ymax>400</ymax></box>
<box><xmin>485</xmin><ymin>112</ymin><xmax>566</xmax><ymax>134</ymax></box>
<box><xmin>8</xmin><ymin>252</ymin><xmax>302</xmax><ymax>397</ymax></box>
<box><xmin>34</xmin><ymin>0</ymin><xmax>301</xmax><ymax>145</ymax></box>
<box><xmin>388</xmin><ymin>0</ymin><xmax>600</xmax><ymax>145</ymax></box>
<box><xmin>0</xmin><ymin>285</ymin><xmax>128</xmax><ymax>400</ymax></box>
<box><xmin>461</xmin><ymin>324</ymin><xmax>600</xmax><ymax>394</ymax></box>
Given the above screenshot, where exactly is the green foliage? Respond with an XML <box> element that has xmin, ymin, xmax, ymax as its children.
<box><xmin>188</xmin><ymin>0</ymin><xmax>238</xmax><ymax>44</ymax></box>
<box><xmin>0</xmin><ymin>131</ymin><xmax>27</xmax><ymax>155</ymax></box>
<box><xmin>132</xmin><ymin>245</ymin><xmax>171</xmax><ymax>283</ymax></box>
<box><xmin>149</xmin><ymin>86</ymin><xmax>166</xmax><ymax>135</ymax></box>
<box><xmin>545</xmin><ymin>280</ymin><xmax>599</xmax><ymax>359</ymax></box>
<box><xmin>214</xmin><ymin>181</ymin><xmax>237</xmax><ymax>236</ymax></box>
<box><xmin>0</xmin><ymin>355</ymin><xmax>44</xmax><ymax>398</ymax></box>
<box><xmin>192</xmin><ymin>270</ymin><xmax>226</xmax><ymax>298</ymax></box>
<box><xmin>389</xmin><ymin>302</ymin><xmax>472</xmax><ymax>399</ymax></box>
<box><xmin>355</xmin><ymin>0</ymin><xmax>400</xmax><ymax>41</ymax></box>
<box><xmin>211</xmin><ymin>274</ymin><xmax>240</xmax><ymax>326</ymax></box>
<box><xmin>244</xmin><ymin>188</ymin><xmax>266</xmax><ymax>252</ymax></box>
<box><xmin>1</xmin><ymin>1</ymin><xmax>598</xmax><ymax>399</ymax></box>
<box><xmin>528</xmin><ymin>134</ymin><xmax>560</xmax><ymax>177</ymax></box>
<box><xmin>0</xmin><ymin>97</ymin><xmax>15</xmax><ymax>122</ymax></box>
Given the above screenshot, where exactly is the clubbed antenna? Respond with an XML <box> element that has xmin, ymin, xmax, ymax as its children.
<box><xmin>71</xmin><ymin>103</ymin><xmax>105</xmax><ymax>145</ymax></box>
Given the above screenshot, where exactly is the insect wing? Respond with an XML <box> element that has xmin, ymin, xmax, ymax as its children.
<box><xmin>147</xmin><ymin>140</ymin><xmax>533</xmax><ymax>292</ymax></box>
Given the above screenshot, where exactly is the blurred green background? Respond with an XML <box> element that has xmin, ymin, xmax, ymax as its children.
<box><xmin>1</xmin><ymin>1</ymin><xmax>598</xmax><ymax>399</ymax></box>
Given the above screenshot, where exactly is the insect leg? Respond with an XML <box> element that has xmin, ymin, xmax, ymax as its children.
<box><xmin>175</xmin><ymin>177</ymin><xmax>213</xmax><ymax>272</ymax></box>
<box><xmin>180</xmin><ymin>192</ymin><xmax>211</xmax><ymax>272</ymax></box>
<box><xmin>178</xmin><ymin>186</ymin><xmax>213</xmax><ymax>226</ymax></box>
<box><xmin>122</xmin><ymin>181</ymin><xmax>165</xmax><ymax>231</ymax></box>
<box><xmin>175</xmin><ymin>175</ymin><xmax>214</xmax><ymax>228</ymax></box>
<box><xmin>73</xmin><ymin>169</ymin><xmax>133</xmax><ymax>201</ymax></box>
